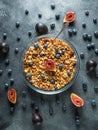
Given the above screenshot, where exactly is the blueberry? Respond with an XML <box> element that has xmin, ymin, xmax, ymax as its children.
<box><xmin>3</xmin><ymin>33</ymin><xmax>7</xmax><ymax>40</ymax></box>
<box><xmin>95</xmin><ymin>71</ymin><xmax>98</xmax><ymax>78</ymax></box>
<box><xmin>55</xmin><ymin>53</ymin><xmax>60</xmax><ymax>59</ymax></box>
<box><xmin>39</xmin><ymin>52</ymin><xmax>44</xmax><ymax>57</ymax></box>
<box><xmin>55</xmin><ymin>14</ymin><xmax>60</xmax><ymax>20</ymax></box>
<box><xmin>10</xmin><ymin>107</ymin><xmax>14</xmax><ymax>114</ymax></box>
<box><xmin>62</xmin><ymin>49</ymin><xmax>66</xmax><ymax>54</ymax></box>
<box><xmin>83</xmin><ymin>33</ymin><xmax>88</xmax><ymax>40</ymax></box>
<box><xmin>28</xmin><ymin>62</ymin><xmax>33</xmax><ymax>67</ymax></box>
<box><xmin>85</xmin><ymin>10</ymin><xmax>89</xmax><ymax>16</ymax></box>
<box><xmin>8</xmin><ymin>68</ymin><xmax>12</xmax><ymax>75</ymax></box>
<box><xmin>62</xmin><ymin>104</ymin><xmax>66</xmax><ymax>112</ymax></box>
<box><xmin>82</xmin><ymin>82</ymin><xmax>87</xmax><ymax>91</ymax></box>
<box><xmin>93</xmin><ymin>18</ymin><xmax>97</xmax><ymax>24</ymax></box>
<box><xmin>22</xmin><ymin>103</ymin><xmax>26</xmax><ymax>110</ymax></box>
<box><xmin>49</xmin><ymin>107</ymin><xmax>53</xmax><ymax>115</ymax></box>
<box><xmin>0</xmin><ymin>42</ymin><xmax>9</xmax><ymax>54</ymax></box>
<box><xmin>5</xmin><ymin>59</ymin><xmax>9</xmax><ymax>65</ymax></box>
<box><xmin>91</xmin><ymin>43</ymin><xmax>95</xmax><ymax>49</ymax></box>
<box><xmin>40</xmin><ymin>73</ymin><xmax>45</xmax><ymax>79</ymax></box>
<box><xmin>75</xmin><ymin>116</ymin><xmax>80</xmax><ymax>120</ymax></box>
<box><xmin>88</xmin><ymin>35</ymin><xmax>92</xmax><ymax>41</ymax></box>
<box><xmin>28</xmin><ymin>31</ymin><xmax>32</xmax><ymax>37</ymax></box>
<box><xmin>15</xmin><ymin>48</ymin><xmax>19</xmax><ymax>53</ymax></box>
<box><xmin>4</xmin><ymin>83</ymin><xmax>9</xmax><ymax>89</ymax></box>
<box><xmin>68</xmin><ymin>29</ymin><xmax>73</xmax><ymax>36</ymax></box>
<box><xmin>82</xmin><ymin>22</ymin><xmax>86</xmax><ymax>28</ymax></box>
<box><xmin>95</xmin><ymin>49</ymin><xmax>98</xmax><ymax>55</ymax></box>
<box><xmin>38</xmin><ymin>14</ymin><xmax>42</xmax><ymax>18</ymax></box>
<box><xmin>51</xmin><ymin>4</ymin><xmax>55</xmax><ymax>10</ymax></box>
<box><xmin>50</xmin><ymin>79</ymin><xmax>55</xmax><ymax>84</ymax></box>
<box><xmin>72</xmin><ymin>28</ymin><xmax>77</xmax><ymax>35</ymax></box>
<box><xmin>33</xmin><ymin>42</ymin><xmax>39</xmax><ymax>49</ymax></box>
<box><xmin>16</xmin><ymin>22</ymin><xmax>20</xmax><ymax>28</ymax></box>
<box><xmin>0</xmin><ymin>69</ymin><xmax>3</xmax><ymax>75</ymax></box>
<box><xmin>80</xmin><ymin>52</ymin><xmax>84</xmax><ymax>59</ymax></box>
<box><xmin>50</xmin><ymin>23</ymin><xmax>55</xmax><ymax>30</ymax></box>
<box><xmin>25</xmin><ymin>9</ymin><xmax>29</xmax><ymax>15</ymax></box>
<box><xmin>59</xmin><ymin>64</ymin><xmax>63</xmax><ymax>69</ymax></box>
<box><xmin>75</xmin><ymin>119</ymin><xmax>80</xmax><ymax>126</ymax></box>
<box><xmin>17</xmin><ymin>36</ymin><xmax>21</xmax><ymax>42</ymax></box>
<box><xmin>87</xmin><ymin>44</ymin><xmax>92</xmax><ymax>50</ymax></box>
<box><xmin>94</xmin><ymin>31</ymin><xmax>98</xmax><ymax>38</ymax></box>
<box><xmin>67</xmin><ymin>70</ymin><xmax>71</xmax><ymax>76</ymax></box>
<box><xmin>35</xmin><ymin>106</ymin><xmax>39</xmax><ymax>113</ymax></box>
<box><xmin>94</xmin><ymin>86</ymin><xmax>98</xmax><ymax>92</ymax></box>
<box><xmin>43</xmin><ymin>42</ymin><xmax>49</xmax><ymax>49</ymax></box>
<box><xmin>91</xmin><ymin>99</ymin><xmax>96</xmax><ymax>107</ymax></box>
<box><xmin>31</xmin><ymin>100</ymin><xmax>35</xmax><ymax>108</ymax></box>
<box><xmin>22</xmin><ymin>91</ymin><xmax>27</xmax><ymax>97</ymax></box>
<box><xmin>10</xmin><ymin>78</ymin><xmax>14</xmax><ymax>85</ymax></box>
<box><xmin>27</xmin><ymin>73</ymin><xmax>32</xmax><ymax>78</ymax></box>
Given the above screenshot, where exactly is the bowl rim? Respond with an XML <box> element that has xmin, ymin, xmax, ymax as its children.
<box><xmin>21</xmin><ymin>35</ymin><xmax>80</xmax><ymax>95</ymax></box>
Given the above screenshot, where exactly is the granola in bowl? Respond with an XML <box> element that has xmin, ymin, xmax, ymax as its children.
<box><xmin>23</xmin><ymin>37</ymin><xmax>79</xmax><ymax>94</ymax></box>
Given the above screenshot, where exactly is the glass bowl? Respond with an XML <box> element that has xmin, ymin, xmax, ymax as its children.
<box><xmin>21</xmin><ymin>35</ymin><xmax>80</xmax><ymax>95</ymax></box>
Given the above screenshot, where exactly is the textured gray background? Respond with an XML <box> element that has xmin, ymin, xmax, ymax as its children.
<box><xmin>0</xmin><ymin>0</ymin><xmax>98</xmax><ymax>130</ymax></box>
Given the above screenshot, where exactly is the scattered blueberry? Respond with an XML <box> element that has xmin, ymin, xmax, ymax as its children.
<box><xmin>80</xmin><ymin>52</ymin><xmax>84</xmax><ymax>59</ymax></box>
<box><xmin>25</xmin><ymin>9</ymin><xmax>29</xmax><ymax>15</ymax></box>
<box><xmin>82</xmin><ymin>82</ymin><xmax>87</xmax><ymax>91</ymax></box>
<box><xmin>3</xmin><ymin>33</ymin><xmax>7</xmax><ymax>40</ymax></box>
<box><xmin>31</xmin><ymin>100</ymin><xmax>35</xmax><ymax>108</ymax></box>
<box><xmin>28</xmin><ymin>62</ymin><xmax>33</xmax><ymax>67</ymax></box>
<box><xmin>16</xmin><ymin>22</ymin><xmax>20</xmax><ymax>28</ymax></box>
<box><xmin>91</xmin><ymin>43</ymin><xmax>95</xmax><ymax>49</ymax></box>
<box><xmin>17</xmin><ymin>36</ymin><xmax>21</xmax><ymax>42</ymax></box>
<box><xmin>55</xmin><ymin>53</ymin><xmax>60</xmax><ymax>59</ymax></box>
<box><xmin>88</xmin><ymin>34</ymin><xmax>92</xmax><ymax>41</ymax></box>
<box><xmin>22</xmin><ymin>103</ymin><xmax>26</xmax><ymax>110</ymax></box>
<box><xmin>0</xmin><ymin>69</ymin><xmax>3</xmax><ymax>75</ymax></box>
<box><xmin>22</xmin><ymin>91</ymin><xmax>27</xmax><ymax>97</ymax></box>
<box><xmin>5</xmin><ymin>59</ymin><xmax>9</xmax><ymax>65</ymax></box>
<box><xmin>94</xmin><ymin>31</ymin><xmax>98</xmax><ymax>38</ymax></box>
<box><xmin>10</xmin><ymin>78</ymin><xmax>14</xmax><ymax>85</ymax></box>
<box><xmin>95</xmin><ymin>71</ymin><xmax>98</xmax><ymax>78</ymax></box>
<box><xmin>82</xmin><ymin>22</ymin><xmax>86</xmax><ymax>28</ymax></box>
<box><xmin>55</xmin><ymin>14</ymin><xmax>60</xmax><ymax>20</ymax></box>
<box><xmin>50</xmin><ymin>23</ymin><xmax>55</xmax><ymax>30</ymax></box>
<box><xmin>83</xmin><ymin>33</ymin><xmax>88</xmax><ymax>40</ymax></box>
<box><xmin>43</xmin><ymin>42</ymin><xmax>49</xmax><ymax>49</ymax></box>
<box><xmin>28</xmin><ymin>31</ymin><xmax>32</xmax><ymax>37</ymax></box>
<box><xmin>62</xmin><ymin>49</ymin><xmax>66</xmax><ymax>54</ymax></box>
<box><xmin>55</xmin><ymin>95</ymin><xmax>60</xmax><ymax>104</ymax></box>
<box><xmin>10</xmin><ymin>107</ymin><xmax>14</xmax><ymax>114</ymax></box>
<box><xmin>40</xmin><ymin>96</ymin><xmax>45</xmax><ymax>105</ymax></box>
<box><xmin>91</xmin><ymin>99</ymin><xmax>96</xmax><ymax>107</ymax></box>
<box><xmin>38</xmin><ymin>14</ymin><xmax>42</xmax><ymax>18</ymax></box>
<box><xmin>87</xmin><ymin>44</ymin><xmax>92</xmax><ymax>50</ymax></box>
<box><xmin>94</xmin><ymin>86</ymin><xmax>98</xmax><ymax>92</ymax></box>
<box><xmin>59</xmin><ymin>64</ymin><xmax>63</xmax><ymax>69</ymax></box>
<box><xmin>39</xmin><ymin>52</ymin><xmax>44</xmax><ymax>57</ymax></box>
<box><xmin>75</xmin><ymin>116</ymin><xmax>80</xmax><ymax>120</ymax></box>
<box><xmin>72</xmin><ymin>28</ymin><xmax>77</xmax><ymax>35</ymax></box>
<box><xmin>68</xmin><ymin>29</ymin><xmax>73</xmax><ymax>36</ymax></box>
<box><xmin>33</xmin><ymin>42</ymin><xmax>39</xmax><ymax>49</ymax></box>
<box><xmin>50</xmin><ymin>79</ymin><xmax>55</xmax><ymax>84</ymax></box>
<box><xmin>8</xmin><ymin>68</ymin><xmax>12</xmax><ymax>75</ymax></box>
<box><xmin>15</xmin><ymin>48</ymin><xmax>19</xmax><ymax>54</ymax></box>
<box><xmin>95</xmin><ymin>49</ymin><xmax>98</xmax><ymax>55</ymax></box>
<box><xmin>35</xmin><ymin>106</ymin><xmax>39</xmax><ymax>113</ymax></box>
<box><xmin>62</xmin><ymin>104</ymin><xmax>66</xmax><ymax>112</ymax></box>
<box><xmin>75</xmin><ymin>119</ymin><xmax>80</xmax><ymax>126</ymax></box>
<box><xmin>0</xmin><ymin>42</ymin><xmax>9</xmax><ymax>55</ymax></box>
<box><xmin>85</xmin><ymin>10</ymin><xmax>89</xmax><ymax>16</ymax></box>
<box><xmin>40</xmin><ymin>73</ymin><xmax>45</xmax><ymax>79</ymax></box>
<box><xmin>27</xmin><ymin>73</ymin><xmax>32</xmax><ymax>78</ymax></box>
<box><xmin>49</xmin><ymin>106</ymin><xmax>53</xmax><ymax>115</ymax></box>
<box><xmin>67</xmin><ymin>70</ymin><xmax>71</xmax><ymax>76</ymax></box>
<box><xmin>93</xmin><ymin>18</ymin><xmax>97</xmax><ymax>24</ymax></box>
<box><xmin>51</xmin><ymin>4</ymin><xmax>55</xmax><ymax>10</ymax></box>
<box><xmin>4</xmin><ymin>83</ymin><xmax>9</xmax><ymax>89</ymax></box>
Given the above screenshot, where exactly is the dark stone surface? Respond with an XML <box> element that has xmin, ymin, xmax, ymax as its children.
<box><xmin>0</xmin><ymin>0</ymin><xmax>98</xmax><ymax>130</ymax></box>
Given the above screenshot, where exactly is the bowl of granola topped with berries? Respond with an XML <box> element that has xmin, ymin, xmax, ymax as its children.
<box><xmin>22</xmin><ymin>37</ymin><xmax>80</xmax><ymax>95</ymax></box>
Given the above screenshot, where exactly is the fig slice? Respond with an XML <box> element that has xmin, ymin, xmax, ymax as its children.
<box><xmin>7</xmin><ymin>88</ymin><xmax>17</xmax><ymax>104</ymax></box>
<box><xmin>44</xmin><ymin>59</ymin><xmax>55</xmax><ymax>71</ymax></box>
<box><xmin>64</xmin><ymin>11</ymin><xmax>76</xmax><ymax>23</ymax></box>
<box><xmin>70</xmin><ymin>93</ymin><xmax>84</xmax><ymax>107</ymax></box>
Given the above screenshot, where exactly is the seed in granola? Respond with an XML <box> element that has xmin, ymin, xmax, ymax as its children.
<box><xmin>67</xmin><ymin>70</ymin><xmax>71</xmax><ymax>76</ymax></box>
<box><xmin>28</xmin><ymin>62</ymin><xmax>34</xmax><ymax>67</ymax></box>
<box><xmin>40</xmin><ymin>73</ymin><xmax>45</xmax><ymax>79</ymax></box>
<box><xmin>50</xmin><ymin>79</ymin><xmax>55</xmax><ymax>84</ymax></box>
<box><xmin>43</xmin><ymin>42</ymin><xmax>49</xmax><ymax>49</ymax></box>
<box><xmin>27</xmin><ymin>73</ymin><xmax>32</xmax><ymax>78</ymax></box>
<box><xmin>55</xmin><ymin>47</ymin><xmax>59</xmax><ymax>53</ymax></box>
<box><xmin>33</xmin><ymin>42</ymin><xmax>39</xmax><ymax>49</ymax></box>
